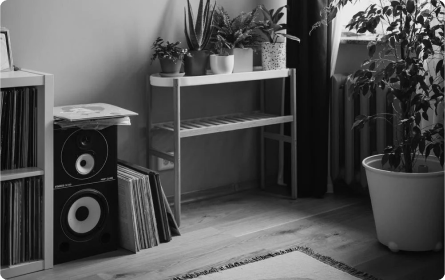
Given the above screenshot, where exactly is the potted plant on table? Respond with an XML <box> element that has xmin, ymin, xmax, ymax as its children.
<box><xmin>256</xmin><ymin>5</ymin><xmax>300</xmax><ymax>70</ymax></box>
<box><xmin>209</xmin><ymin>34</ymin><xmax>235</xmax><ymax>74</ymax></box>
<box><xmin>151</xmin><ymin>37</ymin><xmax>189</xmax><ymax>77</ymax></box>
<box><xmin>184</xmin><ymin>0</ymin><xmax>216</xmax><ymax>76</ymax></box>
<box><xmin>212</xmin><ymin>6</ymin><xmax>262</xmax><ymax>73</ymax></box>
<box><xmin>314</xmin><ymin>0</ymin><xmax>444</xmax><ymax>252</ymax></box>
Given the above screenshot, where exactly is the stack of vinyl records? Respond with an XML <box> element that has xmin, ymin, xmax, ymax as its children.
<box><xmin>1</xmin><ymin>177</ymin><xmax>43</xmax><ymax>265</ymax></box>
<box><xmin>117</xmin><ymin>159</ymin><xmax>180</xmax><ymax>253</ymax></box>
<box><xmin>0</xmin><ymin>87</ymin><xmax>38</xmax><ymax>170</ymax></box>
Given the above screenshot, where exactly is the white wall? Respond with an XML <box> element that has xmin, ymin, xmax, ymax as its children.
<box><xmin>1</xmin><ymin>0</ymin><xmax>285</xmax><ymax>196</ymax></box>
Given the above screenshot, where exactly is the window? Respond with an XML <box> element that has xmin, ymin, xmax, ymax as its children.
<box><xmin>341</xmin><ymin>0</ymin><xmax>388</xmax><ymax>36</ymax></box>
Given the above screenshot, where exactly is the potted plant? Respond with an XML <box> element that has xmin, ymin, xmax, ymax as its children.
<box><xmin>256</xmin><ymin>5</ymin><xmax>300</xmax><ymax>70</ymax></box>
<box><xmin>184</xmin><ymin>0</ymin><xmax>216</xmax><ymax>76</ymax></box>
<box><xmin>209</xmin><ymin>34</ymin><xmax>234</xmax><ymax>74</ymax></box>
<box><xmin>314</xmin><ymin>0</ymin><xmax>444</xmax><ymax>252</ymax></box>
<box><xmin>212</xmin><ymin>6</ymin><xmax>262</xmax><ymax>73</ymax></box>
<box><xmin>151</xmin><ymin>37</ymin><xmax>188</xmax><ymax>77</ymax></box>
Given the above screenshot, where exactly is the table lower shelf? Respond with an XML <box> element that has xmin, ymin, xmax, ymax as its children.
<box><xmin>153</xmin><ymin>112</ymin><xmax>294</xmax><ymax>138</ymax></box>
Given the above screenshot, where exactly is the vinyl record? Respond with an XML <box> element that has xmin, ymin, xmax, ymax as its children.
<box><xmin>61</xmin><ymin>189</ymin><xmax>108</xmax><ymax>242</ymax></box>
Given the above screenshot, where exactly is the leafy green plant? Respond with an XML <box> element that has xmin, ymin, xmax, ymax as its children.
<box><xmin>212</xmin><ymin>6</ymin><xmax>263</xmax><ymax>49</ymax></box>
<box><xmin>213</xmin><ymin>34</ymin><xmax>233</xmax><ymax>56</ymax></box>
<box><xmin>150</xmin><ymin>37</ymin><xmax>189</xmax><ymax>64</ymax></box>
<box><xmin>313</xmin><ymin>0</ymin><xmax>444</xmax><ymax>173</ymax></box>
<box><xmin>256</xmin><ymin>5</ymin><xmax>300</xmax><ymax>43</ymax></box>
<box><xmin>184</xmin><ymin>0</ymin><xmax>216</xmax><ymax>51</ymax></box>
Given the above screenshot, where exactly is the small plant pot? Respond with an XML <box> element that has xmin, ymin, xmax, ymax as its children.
<box><xmin>159</xmin><ymin>58</ymin><xmax>182</xmax><ymax>74</ymax></box>
<box><xmin>184</xmin><ymin>50</ymin><xmax>210</xmax><ymax>76</ymax></box>
<box><xmin>363</xmin><ymin>155</ymin><xmax>444</xmax><ymax>252</ymax></box>
<box><xmin>261</xmin><ymin>42</ymin><xmax>286</xmax><ymax>70</ymax></box>
<box><xmin>210</xmin><ymin>54</ymin><xmax>234</xmax><ymax>75</ymax></box>
<box><xmin>233</xmin><ymin>48</ymin><xmax>253</xmax><ymax>73</ymax></box>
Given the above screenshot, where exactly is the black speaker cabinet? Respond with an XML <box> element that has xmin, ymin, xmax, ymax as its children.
<box><xmin>53</xmin><ymin>126</ymin><xmax>118</xmax><ymax>264</ymax></box>
<box><xmin>54</xmin><ymin>126</ymin><xmax>117</xmax><ymax>189</ymax></box>
<box><xmin>53</xmin><ymin>182</ymin><xmax>118</xmax><ymax>264</ymax></box>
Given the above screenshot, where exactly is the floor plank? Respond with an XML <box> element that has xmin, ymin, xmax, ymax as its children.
<box><xmin>9</xmin><ymin>190</ymin><xmax>444</xmax><ymax>280</ymax></box>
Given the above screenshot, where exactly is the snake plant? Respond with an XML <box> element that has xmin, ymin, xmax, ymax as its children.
<box><xmin>184</xmin><ymin>0</ymin><xmax>216</xmax><ymax>51</ymax></box>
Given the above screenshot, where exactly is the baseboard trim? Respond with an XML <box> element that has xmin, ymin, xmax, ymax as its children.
<box><xmin>166</xmin><ymin>180</ymin><xmax>258</xmax><ymax>205</ymax></box>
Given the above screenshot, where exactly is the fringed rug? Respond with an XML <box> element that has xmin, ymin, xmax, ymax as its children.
<box><xmin>172</xmin><ymin>246</ymin><xmax>380</xmax><ymax>280</ymax></box>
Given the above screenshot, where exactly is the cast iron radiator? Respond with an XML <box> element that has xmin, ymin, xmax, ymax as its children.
<box><xmin>330</xmin><ymin>74</ymin><xmax>391</xmax><ymax>191</ymax></box>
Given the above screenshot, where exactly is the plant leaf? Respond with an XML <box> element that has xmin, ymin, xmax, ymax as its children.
<box><xmin>202</xmin><ymin>1</ymin><xmax>216</xmax><ymax>50</ymax></box>
<box><xmin>436</xmin><ymin>60</ymin><xmax>443</xmax><ymax>76</ymax></box>
<box><xmin>279</xmin><ymin>33</ymin><xmax>300</xmax><ymax>42</ymax></box>
<box><xmin>367</xmin><ymin>41</ymin><xmax>377</xmax><ymax>58</ymax></box>
<box><xmin>184</xmin><ymin>8</ymin><xmax>195</xmax><ymax>49</ymax></box>
<box><xmin>195</xmin><ymin>0</ymin><xmax>205</xmax><ymax>45</ymax></box>
<box><xmin>186</xmin><ymin>1</ymin><xmax>199</xmax><ymax>50</ymax></box>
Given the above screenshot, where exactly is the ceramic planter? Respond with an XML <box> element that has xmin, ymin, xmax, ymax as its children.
<box><xmin>184</xmin><ymin>50</ymin><xmax>210</xmax><ymax>76</ymax></box>
<box><xmin>210</xmin><ymin>54</ymin><xmax>234</xmax><ymax>75</ymax></box>
<box><xmin>261</xmin><ymin>42</ymin><xmax>286</xmax><ymax>70</ymax></box>
<box><xmin>159</xmin><ymin>58</ymin><xmax>182</xmax><ymax>74</ymax></box>
<box><xmin>233</xmin><ymin>48</ymin><xmax>253</xmax><ymax>73</ymax></box>
<box><xmin>363</xmin><ymin>155</ymin><xmax>444</xmax><ymax>252</ymax></box>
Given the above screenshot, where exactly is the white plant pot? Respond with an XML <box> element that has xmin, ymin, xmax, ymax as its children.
<box><xmin>261</xmin><ymin>42</ymin><xmax>286</xmax><ymax>70</ymax></box>
<box><xmin>363</xmin><ymin>155</ymin><xmax>444</xmax><ymax>252</ymax></box>
<box><xmin>210</xmin><ymin>54</ymin><xmax>234</xmax><ymax>74</ymax></box>
<box><xmin>233</xmin><ymin>48</ymin><xmax>253</xmax><ymax>73</ymax></box>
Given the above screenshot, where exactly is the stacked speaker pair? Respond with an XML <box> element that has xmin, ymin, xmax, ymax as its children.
<box><xmin>53</xmin><ymin>125</ymin><xmax>118</xmax><ymax>264</ymax></box>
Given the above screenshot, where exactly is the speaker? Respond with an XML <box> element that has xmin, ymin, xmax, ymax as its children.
<box><xmin>53</xmin><ymin>182</ymin><xmax>118</xmax><ymax>264</ymax></box>
<box><xmin>53</xmin><ymin>126</ymin><xmax>118</xmax><ymax>264</ymax></box>
<box><xmin>54</xmin><ymin>126</ymin><xmax>117</xmax><ymax>189</ymax></box>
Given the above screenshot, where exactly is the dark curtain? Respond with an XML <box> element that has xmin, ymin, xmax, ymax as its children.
<box><xmin>284</xmin><ymin>0</ymin><xmax>330</xmax><ymax>197</ymax></box>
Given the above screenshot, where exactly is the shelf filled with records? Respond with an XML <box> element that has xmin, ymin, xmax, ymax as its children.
<box><xmin>0</xmin><ymin>70</ymin><xmax>54</xmax><ymax>279</ymax></box>
<box><xmin>148</xmin><ymin>69</ymin><xmax>298</xmax><ymax>227</ymax></box>
<box><xmin>1</xmin><ymin>177</ymin><xmax>43</xmax><ymax>268</ymax></box>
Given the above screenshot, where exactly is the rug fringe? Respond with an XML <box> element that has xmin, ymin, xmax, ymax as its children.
<box><xmin>171</xmin><ymin>246</ymin><xmax>381</xmax><ymax>280</ymax></box>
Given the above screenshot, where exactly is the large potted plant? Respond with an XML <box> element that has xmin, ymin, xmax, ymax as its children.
<box><xmin>209</xmin><ymin>34</ymin><xmax>234</xmax><ymax>74</ymax></box>
<box><xmin>256</xmin><ymin>5</ymin><xmax>300</xmax><ymax>70</ymax></box>
<box><xmin>150</xmin><ymin>37</ymin><xmax>188</xmax><ymax>77</ymax></box>
<box><xmin>184</xmin><ymin>0</ymin><xmax>216</xmax><ymax>76</ymax></box>
<box><xmin>314</xmin><ymin>0</ymin><xmax>444</xmax><ymax>252</ymax></box>
<box><xmin>212</xmin><ymin>6</ymin><xmax>262</xmax><ymax>73</ymax></box>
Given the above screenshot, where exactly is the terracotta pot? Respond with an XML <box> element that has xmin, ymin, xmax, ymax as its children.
<box><xmin>210</xmin><ymin>54</ymin><xmax>234</xmax><ymax>74</ymax></box>
<box><xmin>233</xmin><ymin>48</ymin><xmax>253</xmax><ymax>73</ymax></box>
<box><xmin>363</xmin><ymin>154</ymin><xmax>444</xmax><ymax>252</ymax></box>
<box><xmin>159</xmin><ymin>58</ymin><xmax>182</xmax><ymax>74</ymax></box>
<box><xmin>261</xmin><ymin>42</ymin><xmax>286</xmax><ymax>70</ymax></box>
<box><xmin>184</xmin><ymin>50</ymin><xmax>210</xmax><ymax>76</ymax></box>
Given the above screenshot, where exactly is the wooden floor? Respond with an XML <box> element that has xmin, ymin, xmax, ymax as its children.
<box><xmin>11</xmin><ymin>189</ymin><xmax>444</xmax><ymax>280</ymax></box>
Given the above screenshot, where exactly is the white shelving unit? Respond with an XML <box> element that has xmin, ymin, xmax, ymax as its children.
<box><xmin>0</xmin><ymin>69</ymin><xmax>54</xmax><ymax>279</ymax></box>
<box><xmin>148</xmin><ymin>69</ymin><xmax>298</xmax><ymax>226</ymax></box>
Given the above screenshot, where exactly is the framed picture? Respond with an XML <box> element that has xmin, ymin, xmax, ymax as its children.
<box><xmin>1</xmin><ymin>27</ymin><xmax>13</xmax><ymax>72</ymax></box>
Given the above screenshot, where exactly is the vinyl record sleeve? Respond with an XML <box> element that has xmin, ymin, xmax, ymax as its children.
<box><xmin>53</xmin><ymin>103</ymin><xmax>138</xmax><ymax>122</ymax></box>
<box><xmin>121</xmin><ymin>165</ymin><xmax>159</xmax><ymax>247</ymax></box>
<box><xmin>117</xmin><ymin>159</ymin><xmax>180</xmax><ymax>239</ymax></box>
<box><xmin>116</xmin><ymin>175</ymin><xmax>139</xmax><ymax>253</ymax></box>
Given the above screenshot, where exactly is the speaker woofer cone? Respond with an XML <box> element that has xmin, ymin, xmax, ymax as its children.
<box><xmin>61</xmin><ymin>189</ymin><xmax>109</xmax><ymax>242</ymax></box>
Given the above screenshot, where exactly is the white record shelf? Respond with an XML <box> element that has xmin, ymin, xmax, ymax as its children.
<box><xmin>0</xmin><ymin>69</ymin><xmax>54</xmax><ymax>279</ymax></box>
<box><xmin>148</xmin><ymin>69</ymin><xmax>297</xmax><ymax>226</ymax></box>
